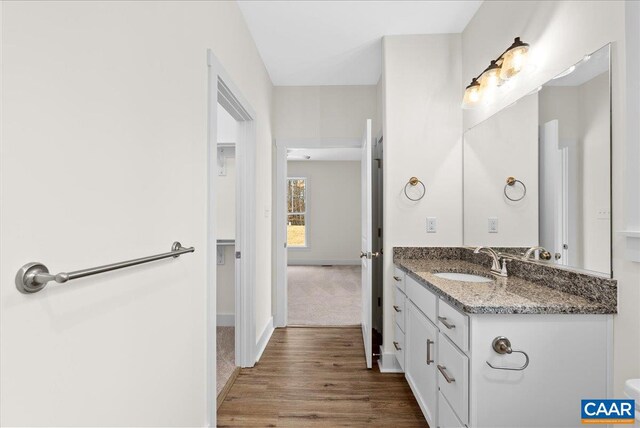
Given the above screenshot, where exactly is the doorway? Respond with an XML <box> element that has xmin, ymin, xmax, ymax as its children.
<box><xmin>274</xmin><ymin>120</ymin><xmax>381</xmax><ymax>367</ymax></box>
<box><xmin>285</xmin><ymin>154</ymin><xmax>362</xmax><ymax>325</ymax></box>
<box><xmin>207</xmin><ymin>50</ymin><xmax>258</xmax><ymax>425</ymax></box>
<box><xmin>215</xmin><ymin>103</ymin><xmax>239</xmax><ymax>405</ymax></box>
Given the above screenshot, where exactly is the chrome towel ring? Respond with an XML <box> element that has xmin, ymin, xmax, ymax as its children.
<box><xmin>404</xmin><ymin>177</ymin><xmax>426</xmax><ymax>201</ymax></box>
<box><xmin>504</xmin><ymin>176</ymin><xmax>526</xmax><ymax>202</ymax></box>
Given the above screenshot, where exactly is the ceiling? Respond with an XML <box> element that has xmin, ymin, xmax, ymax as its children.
<box><xmin>287</xmin><ymin>148</ymin><xmax>361</xmax><ymax>161</ymax></box>
<box><xmin>238</xmin><ymin>1</ymin><xmax>483</xmax><ymax>86</ymax></box>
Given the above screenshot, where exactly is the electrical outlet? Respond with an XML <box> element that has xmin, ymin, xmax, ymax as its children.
<box><xmin>427</xmin><ymin>217</ymin><xmax>437</xmax><ymax>233</ymax></box>
<box><xmin>488</xmin><ymin>217</ymin><xmax>498</xmax><ymax>233</ymax></box>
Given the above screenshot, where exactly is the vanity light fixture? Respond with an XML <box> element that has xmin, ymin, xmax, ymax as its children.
<box><xmin>462</xmin><ymin>37</ymin><xmax>530</xmax><ymax>108</ymax></box>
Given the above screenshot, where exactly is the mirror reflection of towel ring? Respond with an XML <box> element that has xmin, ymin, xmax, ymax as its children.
<box><xmin>504</xmin><ymin>176</ymin><xmax>526</xmax><ymax>201</ymax></box>
<box><xmin>404</xmin><ymin>177</ymin><xmax>426</xmax><ymax>201</ymax></box>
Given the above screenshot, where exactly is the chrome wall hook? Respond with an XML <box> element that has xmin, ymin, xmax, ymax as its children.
<box><xmin>486</xmin><ymin>336</ymin><xmax>530</xmax><ymax>371</ymax></box>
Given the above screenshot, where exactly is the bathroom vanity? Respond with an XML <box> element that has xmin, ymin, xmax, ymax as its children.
<box><xmin>392</xmin><ymin>247</ymin><xmax>617</xmax><ymax>428</ymax></box>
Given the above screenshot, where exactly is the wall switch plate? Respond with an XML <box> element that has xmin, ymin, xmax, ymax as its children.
<box><xmin>216</xmin><ymin>247</ymin><xmax>225</xmax><ymax>265</ymax></box>
<box><xmin>426</xmin><ymin>217</ymin><xmax>437</xmax><ymax>233</ymax></box>
<box><xmin>488</xmin><ymin>217</ymin><xmax>498</xmax><ymax>233</ymax></box>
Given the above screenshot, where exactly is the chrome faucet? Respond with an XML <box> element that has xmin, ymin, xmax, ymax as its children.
<box><xmin>474</xmin><ymin>246</ymin><xmax>507</xmax><ymax>277</ymax></box>
<box><xmin>523</xmin><ymin>246</ymin><xmax>551</xmax><ymax>261</ymax></box>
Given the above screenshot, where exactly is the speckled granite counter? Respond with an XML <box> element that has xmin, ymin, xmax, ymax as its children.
<box><xmin>393</xmin><ymin>247</ymin><xmax>617</xmax><ymax>315</ymax></box>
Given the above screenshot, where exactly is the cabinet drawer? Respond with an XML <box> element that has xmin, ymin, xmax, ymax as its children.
<box><xmin>394</xmin><ymin>324</ymin><xmax>405</xmax><ymax>371</ymax></box>
<box><xmin>437</xmin><ymin>332</ymin><xmax>469</xmax><ymax>425</ymax></box>
<box><xmin>438</xmin><ymin>391</ymin><xmax>464</xmax><ymax>428</ymax></box>
<box><xmin>437</xmin><ymin>298</ymin><xmax>469</xmax><ymax>352</ymax></box>
<box><xmin>394</xmin><ymin>286</ymin><xmax>406</xmax><ymax>333</ymax></box>
<box><xmin>393</xmin><ymin>267</ymin><xmax>405</xmax><ymax>293</ymax></box>
<box><xmin>406</xmin><ymin>275</ymin><xmax>437</xmax><ymax>323</ymax></box>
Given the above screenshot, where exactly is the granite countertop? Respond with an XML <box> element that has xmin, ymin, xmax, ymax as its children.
<box><xmin>395</xmin><ymin>257</ymin><xmax>615</xmax><ymax>315</ymax></box>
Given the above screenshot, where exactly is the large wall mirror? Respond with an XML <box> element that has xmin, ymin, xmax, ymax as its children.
<box><xmin>463</xmin><ymin>44</ymin><xmax>611</xmax><ymax>277</ymax></box>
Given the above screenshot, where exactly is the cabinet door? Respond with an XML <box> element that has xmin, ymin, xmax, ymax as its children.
<box><xmin>406</xmin><ymin>301</ymin><xmax>438</xmax><ymax>427</ymax></box>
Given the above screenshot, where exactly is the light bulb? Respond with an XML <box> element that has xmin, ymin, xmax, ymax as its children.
<box><xmin>462</xmin><ymin>78</ymin><xmax>482</xmax><ymax>109</ymax></box>
<box><xmin>479</xmin><ymin>60</ymin><xmax>502</xmax><ymax>90</ymax></box>
<box><xmin>499</xmin><ymin>37</ymin><xmax>530</xmax><ymax>80</ymax></box>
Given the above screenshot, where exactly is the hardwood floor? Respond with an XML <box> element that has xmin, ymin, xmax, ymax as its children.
<box><xmin>217</xmin><ymin>327</ymin><xmax>427</xmax><ymax>427</ymax></box>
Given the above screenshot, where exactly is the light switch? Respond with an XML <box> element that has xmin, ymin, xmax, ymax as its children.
<box><xmin>488</xmin><ymin>217</ymin><xmax>498</xmax><ymax>233</ymax></box>
<box><xmin>596</xmin><ymin>208</ymin><xmax>610</xmax><ymax>220</ymax></box>
<box><xmin>427</xmin><ymin>217</ymin><xmax>437</xmax><ymax>233</ymax></box>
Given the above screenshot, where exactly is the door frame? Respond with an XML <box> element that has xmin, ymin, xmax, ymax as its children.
<box><xmin>207</xmin><ymin>50</ymin><xmax>257</xmax><ymax>426</ymax></box>
<box><xmin>273</xmin><ymin>138</ymin><xmax>360</xmax><ymax>328</ymax></box>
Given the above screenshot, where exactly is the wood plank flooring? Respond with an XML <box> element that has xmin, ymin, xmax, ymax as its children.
<box><xmin>217</xmin><ymin>327</ymin><xmax>427</xmax><ymax>427</ymax></box>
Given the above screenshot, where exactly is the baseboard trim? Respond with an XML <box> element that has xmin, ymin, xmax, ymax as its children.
<box><xmin>216</xmin><ymin>367</ymin><xmax>240</xmax><ymax>410</ymax></box>
<box><xmin>255</xmin><ymin>316</ymin><xmax>274</xmax><ymax>363</ymax></box>
<box><xmin>287</xmin><ymin>259</ymin><xmax>360</xmax><ymax>266</ymax></box>
<box><xmin>217</xmin><ymin>313</ymin><xmax>235</xmax><ymax>327</ymax></box>
<box><xmin>377</xmin><ymin>345</ymin><xmax>404</xmax><ymax>373</ymax></box>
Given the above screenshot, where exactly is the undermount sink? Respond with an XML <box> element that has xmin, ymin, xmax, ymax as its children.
<box><xmin>433</xmin><ymin>272</ymin><xmax>494</xmax><ymax>283</ymax></box>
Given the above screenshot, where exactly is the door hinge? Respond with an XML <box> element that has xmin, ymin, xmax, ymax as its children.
<box><xmin>235</xmin><ymin>251</ymin><xmax>241</xmax><ymax>259</ymax></box>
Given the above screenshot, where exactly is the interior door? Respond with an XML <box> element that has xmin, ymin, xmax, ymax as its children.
<box><xmin>539</xmin><ymin>120</ymin><xmax>568</xmax><ymax>265</ymax></box>
<box><xmin>361</xmin><ymin>119</ymin><xmax>373</xmax><ymax>368</ymax></box>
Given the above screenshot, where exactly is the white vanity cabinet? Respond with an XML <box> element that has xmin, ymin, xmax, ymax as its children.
<box><xmin>405</xmin><ymin>301</ymin><xmax>438</xmax><ymax>427</ymax></box>
<box><xmin>392</xmin><ymin>267</ymin><xmax>406</xmax><ymax>369</ymax></box>
<box><xmin>397</xmin><ymin>270</ymin><xmax>611</xmax><ymax>428</ymax></box>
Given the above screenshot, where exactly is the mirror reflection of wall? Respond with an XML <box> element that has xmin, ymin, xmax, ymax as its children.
<box><xmin>464</xmin><ymin>94</ymin><xmax>539</xmax><ymax>247</ymax></box>
<box><xmin>538</xmin><ymin>47</ymin><xmax>610</xmax><ymax>274</ymax></box>
<box><xmin>463</xmin><ymin>44</ymin><xmax>611</xmax><ymax>276</ymax></box>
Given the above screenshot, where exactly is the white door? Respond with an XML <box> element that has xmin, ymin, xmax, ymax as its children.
<box><xmin>361</xmin><ymin>119</ymin><xmax>373</xmax><ymax>368</ymax></box>
<box><xmin>539</xmin><ymin>120</ymin><xmax>569</xmax><ymax>265</ymax></box>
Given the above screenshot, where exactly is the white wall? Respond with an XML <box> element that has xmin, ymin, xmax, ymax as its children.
<box><xmin>287</xmin><ymin>161</ymin><xmax>361</xmax><ymax>264</ymax></box>
<box><xmin>381</xmin><ymin>34</ymin><xmax>463</xmax><ymax>354</ymax></box>
<box><xmin>273</xmin><ymin>85</ymin><xmax>377</xmax><ymax>140</ymax></box>
<box><xmin>464</xmin><ymin>93</ymin><xmax>539</xmax><ymax>247</ymax></box>
<box><xmin>462</xmin><ymin>0</ymin><xmax>639</xmax><ymax>396</ymax></box>
<box><xmin>0</xmin><ymin>1</ymin><xmax>272</xmax><ymax>426</ymax></box>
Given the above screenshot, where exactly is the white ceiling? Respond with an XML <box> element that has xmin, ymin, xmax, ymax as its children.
<box><xmin>287</xmin><ymin>148</ymin><xmax>361</xmax><ymax>161</ymax></box>
<box><xmin>238</xmin><ymin>1</ymin><xmax>483</xmax><ymax>86</ymax></box>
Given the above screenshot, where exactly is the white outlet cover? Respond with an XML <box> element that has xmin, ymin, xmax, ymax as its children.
<box><xmin>488</xmin><ymin>217</ymin><xmax>498</xmax><ymax>233</ymax></box>
<box><xmin>427</xmin><ymin>217</ymin><xmax>437</xmax><ymax>233</ymax></box>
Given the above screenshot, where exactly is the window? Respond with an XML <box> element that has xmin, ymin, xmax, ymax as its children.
<box><xmin>287</xmin><ymin>177</ymin><xmax>307</xmax><ymax>247</ymax></box>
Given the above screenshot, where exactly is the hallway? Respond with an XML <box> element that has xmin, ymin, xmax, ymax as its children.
<box><xmin>217</xmin><ymin>327</ymin><xmax>426</xmax><ymax>427</ymax></box>
<box><xmin>287</xmin><ymin>266</ymin><xmax>361</xmax><ymax>325</ymax></box>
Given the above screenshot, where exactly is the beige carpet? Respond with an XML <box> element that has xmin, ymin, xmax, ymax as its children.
<box><xmin>287</xmin><ymin>265</ymin><xmax>361</xmax><ymax>325</ymax></box>
<box><xmin>216</xmin><ymin>326</ymin><xmax>235</xmax><ymax>396</ymax></box>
